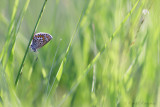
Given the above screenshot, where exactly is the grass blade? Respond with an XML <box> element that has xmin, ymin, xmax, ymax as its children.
<box><xmin>5</xmin><ymin>0</ymin><xmax>30</xmax><ymax>70</ymax></box>
<box><xmin>46</xmin><ymin>0</ymin><xmax>91</xmax><ymax>100</ymax></box>
<box><xmin>46</xmin><ymin>39</ymin><xmax>61</xmax><ymax>94</ymax></box>
<box><xmin>58</xmin><ymin>0</ymin><xmax>141</xmax><ymax>105</ymax></box>
<box><xmin>0</xmin><ymin>0</ymin><xmax>30</xmax><ymax>86</ymax></box>
<box><xmin>0</xmin><ymin>0</ymin><xmax>19</xmax><ymax>63</ymax></box>
<box><xmin>15</xmin><ymin>0</ymin><xmax>48</xmax><ymax>86</ymax></box>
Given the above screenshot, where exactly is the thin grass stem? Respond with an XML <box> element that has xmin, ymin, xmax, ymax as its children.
<box><xmin>46</xmin><ymin>39</ymin><xmax>62</xmax><ymax>95</ymax></box>
<box><xmin>58</xmin><ymin>0</ymin><xmax>141</xmax><ymax>105</ymax></box>
<box><xmin>15</xmin><ymin>0</ymin><xmax>48</xmax><ymax>86</ymax></box>
<box><xmin>46</xmin><ymin>1</ymin><xmax>90</xmax><ymax>100</ymax></box>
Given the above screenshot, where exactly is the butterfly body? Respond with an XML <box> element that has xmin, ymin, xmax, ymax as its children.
<box><xmin>30</xmin><ymin>32</ymin><xmax>53</xmax><ymax>52</ymax></box>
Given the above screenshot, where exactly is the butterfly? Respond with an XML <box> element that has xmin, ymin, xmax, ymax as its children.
<box><xmin>30</xmin><ymin>32</ymin><xmax>53</xmax><ymax>52</ymax></box>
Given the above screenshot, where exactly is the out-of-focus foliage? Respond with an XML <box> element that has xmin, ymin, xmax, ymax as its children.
<box><xmin>0</xmin><ymin>0</ymin><xmax>159</xmax><ymax>106</ymax></box>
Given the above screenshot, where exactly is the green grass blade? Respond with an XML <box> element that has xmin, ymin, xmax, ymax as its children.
<box><xmin>79</xmin><ymin>0</ymin><xmax>141</xmax><ymax>88</ymax></box>
<box><xmin>46</xmin><ymin>10</ymin><xmax>83</xmax><ymax>98</ymax></box>
<box><xmin>0</xmin><ymin>0</ymin><xmax>30</xmax><ymax>84</ymax></box>
<box><xmin>5</xmin><ymin>0</ymin><xmax>30</xmax><ymax>68</ymax></box>
<box><xmin>46</xmin><ymin>39</ymin><xmax>61</xmax><ymax>94</ymax></box>
<box><xmin>46</xmin><ymin>0</ymin><xmax>90</xmax><ymax>100</ymax></box>
<box><xmin>0</xmin><ymin>0</ymin><xmax>19</xmax><ymax>63</ymax></box>
<box><xmin>3</xmin><ymin>0</ymin><xmax>31</xmax><ymax>84</ymax></box>
<box><xmin>58</xmin><ymin>0</ymin><xmax>141</xmax><ymax>105</ymax></box>
<box><xmin>15</xmin><ymin>0</ymin><xmax>48</xmax><ymax>86</ymax></box>
<box><xmin>123</xmin><ymin>32</ymin><xmax>148</xmax><ymax>83</ymax></box>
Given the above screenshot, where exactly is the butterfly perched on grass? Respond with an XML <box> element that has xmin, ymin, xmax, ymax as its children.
<box><xmin>30</xmin><ymin>32</ymin><xmax>53</xmax><ymax>52</ymax></box>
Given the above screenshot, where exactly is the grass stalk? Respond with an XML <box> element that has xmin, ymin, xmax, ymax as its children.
<box><xmin>46</xmin><ymin>0</ymin><xmax>91</xmax><ymax>100</ymax></box>
<box><xmin>58</xmin><ymin>0</ymin><xmax>141</xmax><ymax>105</ymax></box>
<box><xmin>46</xmin><ymin>9</ymin><xmax>84</xmax><ymax>99</ymax></box>
<box><xmin>46</xmin><ymin>39</ymin><xmax>62</xmax><ymax>94</ymax></box>
<box><xmin>15</xmin><ymin>0</ymin><xmax>48</xmax><ymax>86</ymax></box>
<box><xmin>5</xmin><ymin>0</ymin><xmax>30</xmax><ymax>68</ymax></box>
<box><xmin>0</xmin><ymin>0</ymin><xmax>19</xmax><ymax>64</ymax></box>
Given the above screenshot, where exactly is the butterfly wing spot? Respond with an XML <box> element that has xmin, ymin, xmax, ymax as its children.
<box><xmin>42</xmin><ymin>36</ymin><xmax>45</xmax><ymax>41</ymax></box>
<box><xmin>45</xmin><ymin>34</ymin><xmax>52</xmax><ymax>41</ymax></box>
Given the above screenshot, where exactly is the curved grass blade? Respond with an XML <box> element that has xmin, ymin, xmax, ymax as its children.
<box><xmin>46</xmin><ymin>39</ymin><xmax>61</xmax><ymax>94</ymax></box>
<box><xmin>5</xmin><ymin>0</ymin><xmax>30</xmax><ymax>71</ymax></box>
<box><xmin>0</xmin><ymin>0</ymin><xmax>30</xmax><ymax>89</ymax></box>
<box><xmin>0</xmin><ymin>0</ymin><xmax>19</xmax><ymax>63</ymax></box>
<box><xmin>123</xmin><ymin>32</ymin><xmax>148</xmax><ymax>82</ymax></box>
<box><xmin>15</xmin><ymin>0</ymin><xmax>48</xmax><ymax>86</ymax></box>
<box><xmin>46</xmin><ymin>10</ymin><xmax>83</xmax><ymax>99</ymax></box>
<box><xmin>57</xmin><ymin>0</ymin><xmax>141</xmax><ymax>106</ymax></box>
<box><xmin>46</xmin><ymin>1</ymin><xmax>91</xmax><ymax>100</ymax></box>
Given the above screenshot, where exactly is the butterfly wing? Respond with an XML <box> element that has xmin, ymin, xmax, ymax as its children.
<box><xmin>37</xmin><ymin>33</ymin><xmax>52</xmax><ymax>48</ymax></box>
<box><xmin>44</xmin><ymin>33</ymin><xmax>53</xmax><ymax>43</ymax></box>
<box><xmin>30</xmin><ymin>36</ymin><xmax>39</xmax><ymax>52</ymax></box>
<box><xmin>30</xmin><ymin>32</ymin><xmax>53</xmax><ymax>52</ymax></box>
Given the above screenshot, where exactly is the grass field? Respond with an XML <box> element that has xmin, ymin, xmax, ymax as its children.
<box><xmin>0</xmin><ymin>0</ymin><xmax>159</xmax><ymax>106</ymax></box>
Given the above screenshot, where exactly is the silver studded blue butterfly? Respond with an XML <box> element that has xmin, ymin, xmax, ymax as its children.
<box><xmin>30</xmin><ymin>32</ymin><xmax>53</xmax><ymax>52</ymax></box>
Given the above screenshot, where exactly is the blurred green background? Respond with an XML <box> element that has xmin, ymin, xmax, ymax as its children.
<box><xmin>0</xmin><ymin>0</ymin><xmax>159</xmax><ymax>106</ymax></box>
